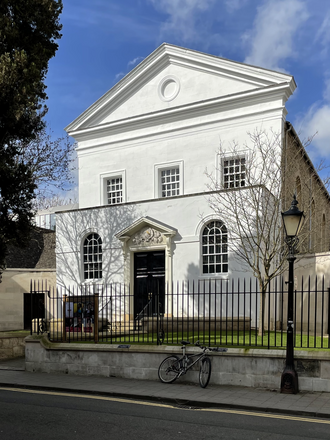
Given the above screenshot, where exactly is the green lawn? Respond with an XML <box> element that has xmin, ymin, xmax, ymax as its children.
<box><xmin>47</xmin><ymin>327</ymin><xmax>330</xmax><ymax>351</ymax></box>
<box><xmin>94</xmin><ymin>330</ymin><xmax>330</xmax><ymax>351</ymax></box>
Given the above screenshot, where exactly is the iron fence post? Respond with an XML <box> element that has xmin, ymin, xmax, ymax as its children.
<box><xmin>62</xmin><ymin>294</ymin><xmax>67</xmax><ymax>342</ymax></box>
<box><xmin>281</xmin><ymin>254</ymin><xmax>299</xmax><ymax>394</ymax></box>
<box><xmin>328</xmin><ymin>287</ymin><xmax>330</xmax><ymax>336</ymax></box>
<box><xmin>94</xmin><ymin>293</ymin><xmax>99</xmax><ymax>343</ymax></box>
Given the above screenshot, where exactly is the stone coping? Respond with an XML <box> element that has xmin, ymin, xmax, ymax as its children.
<box><xmin>0</xmin><ymin>333</ymin><xmax>29</xmax><ymax>339</ymax></box>
<box><xmin>25</xmin><ymin>335</ymin><xmax>330</xmax><ymax>360</ymax></box>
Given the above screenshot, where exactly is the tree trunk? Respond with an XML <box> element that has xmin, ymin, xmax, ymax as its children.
<box><xmin>258</xmin><ymin>281</ymin><xmax>268</xmax><ymax>337</ymax></box>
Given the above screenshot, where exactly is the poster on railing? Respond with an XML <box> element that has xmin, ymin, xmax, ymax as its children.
<box><xmin>65</xmin><ymin>299</ymin><xmax>94</xmax><ymax>333</ymax></box>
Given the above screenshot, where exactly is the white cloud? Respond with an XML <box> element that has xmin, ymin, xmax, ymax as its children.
<box><xmin>290</xmin><ymin>5</ymin><xmax>330</xmax><ymax>161</ymax></box>
<box><xmin>244</xmin><ymin>0</ymin><xmax>309</xmax><ymax>71</ymax></box>
<box><xmin>315</xmin><ymin>11</ymin><xmax>330</xmax><ymax>57</ymax></box>
<box><xmin>128</xmin><ymin>56</ymin><xmax>144</xmax><ymax>67</ymax></box>
<box><xmin>295</xmin><ymin>103</ymin><xmax>330</xmax><ymax>158</ymax></box>
<box><xmin>149</xmin><ymin>0</ymin><xmax>215</xmax><ymax>44</ymax></box>
<box><xmin>225</xmin><ymin>0</ymin><xmax>248</xmax><ymax>13</ymax></box>
<box><xmin>115</xmin><ymin>72</ymin><xmax>125</xmax><ymax>81</ymax></box>
<box><xmin>113</xmin><ymin>57</ymin><xmax>145</xmax><ymax>84</ymax></box>
<box><xmin>323</xmin><ymin>76</ymin><xmax>330</xmax><ymax>102</ymax></box>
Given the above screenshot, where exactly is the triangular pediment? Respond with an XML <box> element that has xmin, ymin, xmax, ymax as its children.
<box><xmin>116</xmin><ymin>216</ymin><xmax>177</xmax><ymax>244</ymax></box>
<box><xmin>65</xmin><ymin>43</ymin><xmax>296</xmax><ymax>136</ymax></box>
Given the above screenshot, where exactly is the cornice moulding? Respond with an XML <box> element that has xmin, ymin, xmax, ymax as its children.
<box><xmin>65</xmin><ymin>43</ymin><xmax>295</xmax><ymax>134</ymax></box>
<box><xmin>70</xmin><ymin>83</ymin><xmax>291</xmax><ymax>143</ymax></box>
<box><xmin>164</xmin><ymin>44</ymin><xmax>295</xmax><ymax>85</ymax></box>
<box><xmin>76</xmin><ymin>109</ymin><xmax>284</xmax><ymax>157</ymax></box>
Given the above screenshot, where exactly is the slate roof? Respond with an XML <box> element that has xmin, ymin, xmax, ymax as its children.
<box><xmin>6</xmin><ymin>228</ymin><xmax>56</xmax><ymax>269</ymax></box>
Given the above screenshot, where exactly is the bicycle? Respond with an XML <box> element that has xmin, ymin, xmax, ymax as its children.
<box><xmin>158</xmin><ymin>340</ymin><xmax>228</xmax><ymax>388</ymax></box>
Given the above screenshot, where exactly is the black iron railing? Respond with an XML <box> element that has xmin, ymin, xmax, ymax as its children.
<box><xmin>29</xmin><ymin>277</ymin><xmax>330</xmax><ymax>349</ymax></box>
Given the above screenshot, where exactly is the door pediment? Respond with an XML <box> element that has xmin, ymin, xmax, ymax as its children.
<box><xmin>116</xmin><ymin>216</ymin><xmax>177</xmax><ymax>248</ymax></box>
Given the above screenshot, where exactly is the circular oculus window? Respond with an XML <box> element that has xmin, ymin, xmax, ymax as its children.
<box><xmin>158</xmin><ymin>76</ymin><xmax>180</xmax><ymax>102</ymax></box>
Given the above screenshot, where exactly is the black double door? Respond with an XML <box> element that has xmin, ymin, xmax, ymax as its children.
<box><xmin>134</xmin><ymin>251</ymin><xmax>165</xmax><ymax>318</ymax></box>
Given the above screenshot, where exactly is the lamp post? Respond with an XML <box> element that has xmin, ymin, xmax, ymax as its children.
<box><xmin>281</xmin><ymin>194</ymin><xmax>305</xmax><ymax>394</ymax></box>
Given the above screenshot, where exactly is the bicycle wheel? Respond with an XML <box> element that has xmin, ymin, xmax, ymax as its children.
<box><xmin>158</xmin><ymin>355</ymin><xmax>180</xmax><ymax>384</ymax></box>
<box><xmin>199</xmin><ymin>357</ymin><xmax>211</xmax><ymax>388</ymax></box>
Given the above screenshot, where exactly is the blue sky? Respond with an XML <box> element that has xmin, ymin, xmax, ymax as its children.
<box><xmin>45</xmin><ymin>0</ymin><xmax>330</xmax><ymax>165</ymax></box>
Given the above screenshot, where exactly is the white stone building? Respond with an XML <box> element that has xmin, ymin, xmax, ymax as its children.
<box><xmin>57</xmin><ymin>43</ymin><xmax>298</xmax><ymax>321</ymax></box>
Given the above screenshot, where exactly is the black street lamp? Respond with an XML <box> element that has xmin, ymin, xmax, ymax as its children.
<box><xmin>281</xmin><ymin>194</ymin><xmax>305</xmax><ymax>394</ymax></box>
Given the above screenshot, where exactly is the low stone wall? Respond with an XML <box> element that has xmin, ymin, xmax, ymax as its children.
<box><xmin>0</xmin><ymin>336</ymin><xmax>25</xmax><ymax>360</ymax></box>
<box><xmin>25</xmin><ymin>336</ymin><xmax>330</xmax><ymax>392</ymax></box>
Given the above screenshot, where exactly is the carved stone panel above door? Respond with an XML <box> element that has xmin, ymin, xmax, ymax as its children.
<box><xmin>131</xmin><ymin>227</ymin><xmax>163</xmax><ymax>246</ymax></box>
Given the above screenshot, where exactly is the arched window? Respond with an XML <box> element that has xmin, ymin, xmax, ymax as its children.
<box><xmin>202</xmin><ymin>221</ymin><xmax>228</xmax><ymax>274</ymax></box>
<box><xmin>311</xmin><ymin>199</ymin><xmax>315</xmax><ymax>251</ymax></box>
<box><xmin>83</xmin><ymin>233</ymin><xmax>102</xmax><ymax>280</ymax></box>
<box><xmin>321</xmin><ymin>213</ymin><xmax>326</xmax><ymax>252</ymax></box>
<box><xmin>296</xmin><ymin>176</ymin><xmax>302</xmax><ymax>205</ymax></box>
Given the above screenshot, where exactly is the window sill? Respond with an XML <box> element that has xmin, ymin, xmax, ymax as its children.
<box><xmin>81</xmin><ymin>280</ymin><xmax>103</xmax><ymax>285</ymax></box>
<box><xmin>199</xmin><ymin>274</ymin><xmax>229</xmax><ymax>280</ymax></box>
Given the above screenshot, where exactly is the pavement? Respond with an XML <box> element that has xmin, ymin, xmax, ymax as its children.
<box><xmin>1</xmin><ymin>357</ymin><xmax>330</xmax><ymax>418</ymax></box>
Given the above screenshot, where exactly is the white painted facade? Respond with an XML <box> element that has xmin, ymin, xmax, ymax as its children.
<box><xmin>58</xmin><ymin>44</ymin><xmax>296</xmax><ymax>298</ymax></box>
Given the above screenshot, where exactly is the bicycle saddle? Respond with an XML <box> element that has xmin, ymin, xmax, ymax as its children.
<box><xmin>180</xmin><ymin>340</ymin><xmax>191</xmax><ymax>345</ymax></box>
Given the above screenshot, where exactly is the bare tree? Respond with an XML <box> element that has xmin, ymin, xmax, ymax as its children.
<box><xmin>205</xmin><ymin>127</ymin><xmax>330</xmax><ymax>332</ymax></box>
<box><xmin>17</xmin><ymin>127</ymin><xmax>76</xmax><ymax>199</ymax></box>
<box><xmin>34</xmin><ymin>193</ymin><xmax>78</xmax><ymax>211</ymax></box>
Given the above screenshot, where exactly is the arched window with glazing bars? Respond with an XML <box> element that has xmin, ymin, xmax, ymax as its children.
<box><xmin>202</xmin><ymin>220</ymin><xmax>228</xmax><ymax>274</ymax></box>
<box><xmin>83</xmin><ymin>233</ymin><xmax>102</xmax><ymax>280</ymax></box>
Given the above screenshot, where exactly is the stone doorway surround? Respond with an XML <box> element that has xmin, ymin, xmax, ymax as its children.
<box><xmin>115</xmin><ymin>217</ymin><xmax>177</xmax><ymax>307</ymax></box>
